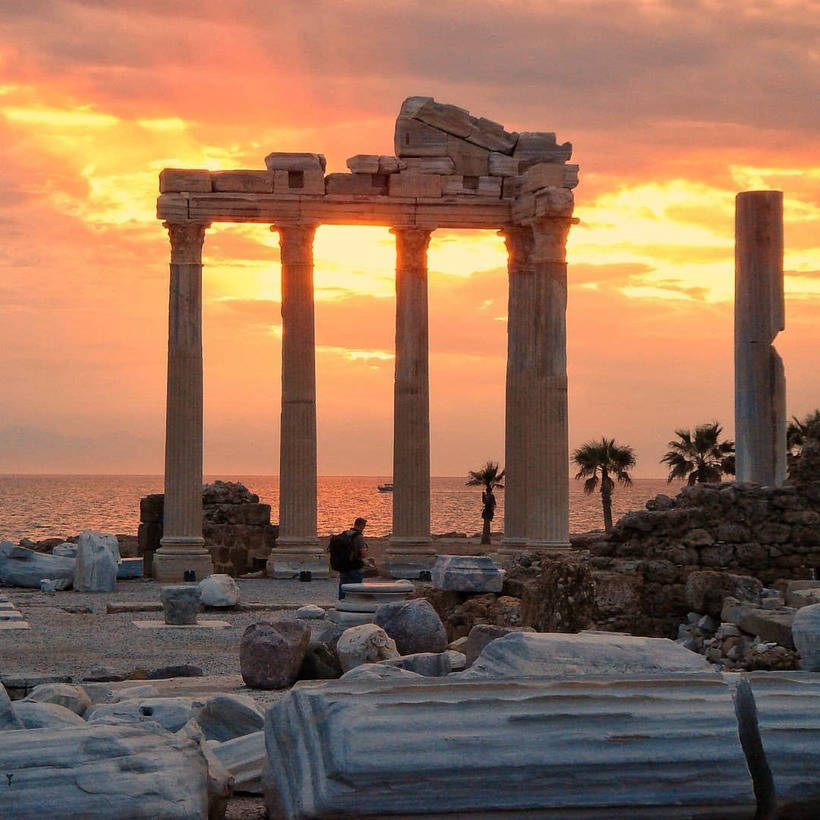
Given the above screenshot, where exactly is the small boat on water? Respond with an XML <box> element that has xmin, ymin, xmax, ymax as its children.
<box><xmin>377</xmin><ymin>482</ymin><xmax>394</xmax><ymax>493</ymax></box>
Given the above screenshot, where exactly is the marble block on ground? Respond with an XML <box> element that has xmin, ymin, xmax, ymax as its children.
<box><xmin>0</xmin><ymin>541</ymin><xmax>75</xmax><ymax>589</ymax></box>
<box><xmin>741</xmin><ymin>671</ymin><xmax>820</xmax><ymax>814</ymax></box>
<box><xmin>263</xmin><ymin>674</ymin><xmax>756</xmax><ymax>818</ymax></box>
<box><xmin>456</xmin><ymin>631</ymin><xmax>712</xmax><ymax>679</ymax></box>
<box><xmin>212</xmin><ymin>731</ymin><xmax>265</xmax><ymax>794</ymax></box>
<box><xmin>432</xmin><ymin>554</ymin><xmax>504</xmax><ymax>592</ymax></box>
<box><xmin>117</xmin><ymin>557</ymin><xmax>144</xmax><ymax>579</ymax></box>
<box><xmin>0</xmin><ymin>722</ymin><xmax>209</xmax><ymax>818</ymax></box>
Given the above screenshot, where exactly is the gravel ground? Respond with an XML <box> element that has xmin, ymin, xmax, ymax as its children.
<box><xmin>1</xmin><ymin>577</ymin><xmax>339</xmax><ymax>682</ymax></box>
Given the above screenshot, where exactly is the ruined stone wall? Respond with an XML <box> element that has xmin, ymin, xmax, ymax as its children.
<box><xmin>586</xmin><ymin>443</ymin><xmax>820</xmax><ymax>635</ymax></box>
<box><xmin>138</xmin><ymin>481</ymin><xmax>277</xmax><ymax>577</ymax></box>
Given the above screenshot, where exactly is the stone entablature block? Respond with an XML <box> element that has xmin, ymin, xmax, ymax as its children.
<box><xmin>156</xmin><ymin>96</ymin><xmax>578</xmax><ymax>229</ymax></box>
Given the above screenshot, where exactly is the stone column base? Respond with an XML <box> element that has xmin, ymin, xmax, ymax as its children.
<box><xmin>266</xmin><ymin>542</ymin><xmax>329</xmax><ymax>580</ymax></box>
<box><xmin>386</xmin><ymin>539</ymin><xmax>437</xmax><ymax>580</ymax></box>
<box><xmin>152</xmin><ymin>538</ymin><xmax>214</xmax><ymax>582</ymax></box>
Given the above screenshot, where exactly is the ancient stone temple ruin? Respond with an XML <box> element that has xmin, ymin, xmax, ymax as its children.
<box><xmin>153</xmin><ymin>97</ymin><xmax>578</xmax><ymax>581</ymax></box>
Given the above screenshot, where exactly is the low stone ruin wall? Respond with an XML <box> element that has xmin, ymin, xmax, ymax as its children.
<box><xmin>138</xmin><ymin>481</ymin><xmax>277</xmax><ymax>577</ymax></box>
<box><xmin>582</xmin><ymin>469</ymin><xmax>819</xmax><ymax>635</ymax></box>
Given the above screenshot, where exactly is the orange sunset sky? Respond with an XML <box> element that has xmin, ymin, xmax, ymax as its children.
<box><xmin>0</xmin><ymin>0</ymin><xmax>817</xmax><ymax>477</ymax></box>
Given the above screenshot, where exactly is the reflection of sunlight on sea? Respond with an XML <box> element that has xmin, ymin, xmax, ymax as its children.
<box><xmin>0</xmin><ymin>475</ymin><xmax>684</xmax><ymax>541</ymax></box>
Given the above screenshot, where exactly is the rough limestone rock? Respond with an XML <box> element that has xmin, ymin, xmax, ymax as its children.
<box><xmin>196</xmin><ymin>694</ymin><xmax>264</xmax><ymax>742</ymax></box>
<box><xmin>0</xmin><ymin>541</ymin><xmax>75</xmax><ymax>589</ymax></box>
<box><xmin>240</xmin><ymin>619</ymin><xmax>311</xmax><ymax>689</ymax></box>
<box><xmin>212</xmin><ymin>731</ymin><xmax>265</xmax><ymax>795</ymax></box>
<box><xmin>1</xmin><ymin>682</ymin><xmax>24</xmax><ymax>729</ymax></box>
<box><xmin>457</xmin><ymin>632</ymin><xmax>712</xmax><ymax>679</ymax></box>
<box><xmin>24</xmin><ymin>682</ymin><xmax>91</xmax><ymax>716</ymax></box>
<box><xmin>202</xmin><ymin>480</ymin><xmax>258</xmax><ymax>505</ymax></box>
<box><xmin>74</xmin><ymin>530</ymin><xmax>118</xmax><ymax>593</ymax></box>
<box><xmin>336</xmin><ymin>624</ymin><xmax>400</xmax><ymax>672</ymax></box>
<box><xmin>381</xmin><ymin>651</ymin><xmax>453</xmax><ymax>676</ymax></box>
<box><xmin>13</xmin><ymin>700</ymin><xmax>87</xmax><ymax>729</ymax></box>
<box><xmin>148</xmin><ymin>664</ymin><xmax>204</xmax><ymax>680</ymax></box>
<box><xmin>86</xmin><ymin>696</ymin><xmax>200</xmax><ymax>732</ymax></box>
<box><xmin>0</xmin><ymin>722</ymin><xmax>209</xmax><ymax>819</ymax></box>
<box><xmin>792</xmin><ymin>604</ymin><xmax>820</xmax><ymax>671</ymax></box>
<box><xmin>160</xmin><ymin>585</ymin><xmax>201</xmax><ymax>625</ymax></box>
<box><xmin>373</xmin><ymin>599</ymin><xmax>448</xmax><ymax>655</ymax></box>
<box><xmin>263</xmin><ymin>674</ymin><xmax>756</xmax><ymax>818</ymax></box>
<box><xmin>199</xmin><ymin>573</ymin><xmax>240</xmax><ymax>607</ymax></box>
<box><xmin>685</xmin><ymin>571</ymin><xmax>763</xmax><ymax>618</ymax></box>
<box><xmin>432</xmin><ymin>555</ymin><xmax>504</xmax><ymax>593</ymax></box>
<box><xmin>462</xmin><ymin>624</ymin><xmax>536</xmax><ymax>666</ymax></box>
<box><xmin>742</xmin><ymin>671</ymin><xmax>820</xmax><ymax>814</ymax></box>
<box><xmin>340</xmin><ymin>663</ymin><xmax>423</xmax><ymax>681</ymax></box>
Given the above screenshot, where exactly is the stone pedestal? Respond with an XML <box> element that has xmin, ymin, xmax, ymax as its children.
<box><xmin>735</xmin><ymin>190</ymin><xmax>786</xmax><ymax>487</ymax></box>
<box><xmin>160</xmin><ymin>585</ymin><xmax>201</xmax><ymax>625</ymax></box>
<box><xmin>526</xmin><ymin>218</ymin><xmax>572</xmax><ymax>549</ymax></box>
<box><xmin>500</xmin><ymin>227</ymin><xmax>534</xmax><ymax>556</ymax></box>
<box><xmin>267</xmin><ymin>225</ymin><xmax>327</xmax><ymax>579</ymax></box>
<box><xmin>328</xmin><ymin>581</ymin><xmax>414</xmax><ymax>625</ymax></box>
<box><xmin>154</xmin><ymin>222</ymin><xmax>214</xmax><ymax>583</ymax></box>
<box><xmin>387</xmin><ymin>228</ymin><xmax>436</xmax><ymax>579</ymax></box>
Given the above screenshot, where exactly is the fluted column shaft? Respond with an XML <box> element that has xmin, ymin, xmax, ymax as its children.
<box><xmin>154</xmin><ymin>221</ymin><xmax>213</xmax><ymax>581</ymax></box>
<box><xmin>268</xmin><ymin>224</ymin><xmax>326</xmax><ymax>579</ymax></box>
<box><xmin>501</xmin><ymin>227</ymin><xmax>535</xmax><ymax>550</ymax></box>
<box><xmin>278</xmin><ymin>225</ymin><xmax>318</xmax><ymax>545</ymax></box>
<box><xmin>387</xmin><ymin>228</ymin><xmax>435</xmax><ymax>578</ymax></box>
<box><xmin>735</xmin><ymin>191</ymin><xmax>786</xmax><ymax>487</ymax></box>
<box><xmin>392</xmin><ymin>228</ymin><xmax>432</xmax><ymax>541</ymax></box>
<box><xmin>527</xmin><ymin>219</ymin><xmax>572</xmax><ymax>547</ymax></box>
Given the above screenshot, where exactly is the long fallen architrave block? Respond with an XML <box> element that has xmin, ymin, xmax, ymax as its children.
<box><xmin>0</xmin><ymin>722</ymin><xmax>210</xmax><ymax>819</ymax></box>
<box><xmin>263</xmin><ymin>673</ymin><xmax>757</xmax><ymax>819</ymax></box>
<box><xmin>741</xmin><ymin>671</ymin><xmax>820</xmax><ymax>816</ymax></box>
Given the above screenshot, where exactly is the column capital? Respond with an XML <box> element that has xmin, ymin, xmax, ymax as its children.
<box><xmin>164</xmin><ymin>222</ymin><xmax>209</xmax><ymax>264</ymax></box>
<box><xmin>499</xmin><ymin>226</ymin><xmax>534</xmax><ymax>269</ymax></box>
<box><xmin>531</xmin><ymin>218</ymin><xmax>572</xmax><ymax>263</ymax></box>
<box><xmin>391</xmin><ymin>226</ymin><xmax>433</xmax><ymax>257</ymax></box>
<box><xmin>272</xmin><ymin>224</ymin><xmax>317</xmax><ymax>266</ymax></box>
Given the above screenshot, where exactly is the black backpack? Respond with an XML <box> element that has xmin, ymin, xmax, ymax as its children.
<box><xmin>328</xmin><ymin>530</ymin><xmax>357</xmax><ymax>572</ymax></box>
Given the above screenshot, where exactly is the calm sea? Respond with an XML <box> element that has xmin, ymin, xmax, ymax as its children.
<box><xmin>0</xmin><ymin>475</ymin><xmax>682</xmax><ymax>542</ymax></box>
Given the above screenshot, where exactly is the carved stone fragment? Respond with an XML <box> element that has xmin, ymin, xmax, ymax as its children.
<box><xmin>442</xmin><ymin>175</ymin><xmax>502</xmax><ymax>197</ymax></box>
<box><xmin>394</xmin><ymin>115</ymin><xmax>448</xmax><ymax>157</ymax></box>
<box><xmin>346</xmin><ymin>154</ymin><xmax>381</xmax><ymax>174</ymax></box>
<box><xmin>513</xmin><ymin>131</ymin><xmax>573</xmax><ymax>169</ymax></box>
<box><xmin>489</xmin><ymin>152</ymin><xmax>520</xmax><ymax>177</ymax></box>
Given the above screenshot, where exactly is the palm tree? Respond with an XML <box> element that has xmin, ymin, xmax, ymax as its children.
<box><xmin>787</xmin><ymin>409</ymin><xmax>820</xmax><ymax>455</ymax></box>
<box><xmin>466</xmin><ymin>461</ymin><xmax>505</xmax><ymax>545</ymax></box>
<box><xmin>572</xmin><ymin>438</ymin><xmax>636</xmax><ymax>532</ymax></box>
<box><xmin>661</xmin><ymin>421</ymin><xmax>735</xmax><ymax>485</ymax></box>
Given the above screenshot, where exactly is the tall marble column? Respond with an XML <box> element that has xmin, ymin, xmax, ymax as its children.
<box><xmin>735</xmin><ymin>190</ymin><xmax>787</xmax><ymax>487</ymax></box>
<box><xmin>387</xmin><ymin>227</ymin><xmax>436</xmax><ymax>579</ymax></box>
<box><xmin>153</xmin><ymin>222</ymin><xmax>214</xmax><ymax>582</ymax></box>
<box><xmin>267</xmin><ymin>224</ymin><xmax>327</xmax><ymax>579</ymax></box>
<box><xmin>527</xmin><ymin>218</ymin><xmax>572</xmax><ymax>549</ymax></box>
<box><xmin>499</xmin><ymin>226</ymin><xmax>535</xmax><ymax>556</ymax></box>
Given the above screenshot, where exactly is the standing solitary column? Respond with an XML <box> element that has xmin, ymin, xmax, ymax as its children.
<box><xmin>527</xmin><ymin>218</ymin><xmax>572</xmax><ymax>549</ymax></box>
<box><xmin>267</xmin><ymin>224</ymin><xmax>327</xmax><ymax>579</ymax></box>
<box><xmin>500</xmin><ymin>226</ymin><xmax>535</xmax><ymax>556</ymax></box>
<box><xmin>735</xmin><ymin>190</ymin><xmax>786</xmax><ymax>487</ymax></box>
<box><xmin>387</xmin><ymin>227</ymin><xmax>436</xmax><ymax>579</ymax></box>
<box><xmin>153</xmin><ymin>222</ymin><xmax>214</xmax><ymax>582</ymax></box>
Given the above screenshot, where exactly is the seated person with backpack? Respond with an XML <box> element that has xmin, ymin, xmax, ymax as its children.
<box><xmin>328</xmin><ymin>517</ymin><xmax>369</xmax><ymax>599</ymax></box>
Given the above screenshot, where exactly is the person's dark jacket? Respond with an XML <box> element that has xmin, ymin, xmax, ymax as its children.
<box><xmin>345</xmin><ymin>529</ymin><xmax>366</xmax><ymax>571</ymax></box>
